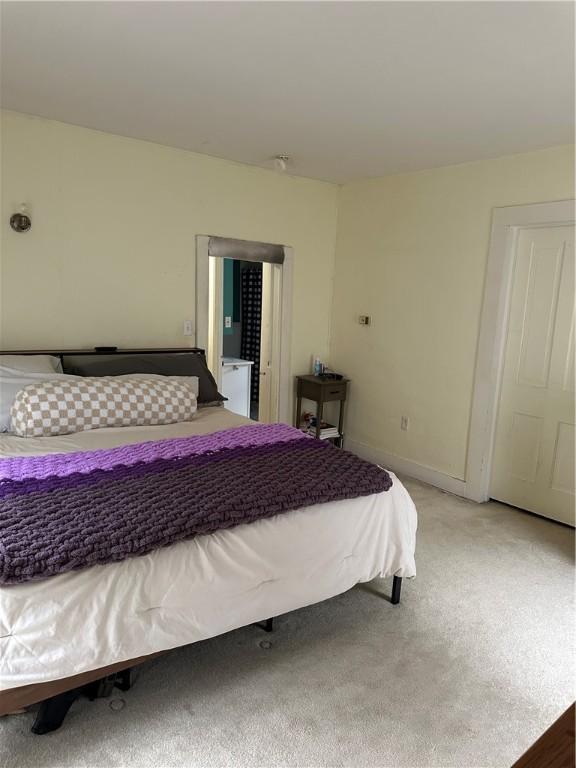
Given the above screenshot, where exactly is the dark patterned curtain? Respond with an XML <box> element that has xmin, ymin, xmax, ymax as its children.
<box><xmin>240</xmin><ymin>267</ymin><xmax>262</xmax><ymax>401</ymax></box>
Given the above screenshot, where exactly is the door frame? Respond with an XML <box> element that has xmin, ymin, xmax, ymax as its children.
<box><xmin>195</xmin><ymin>235</ymin><xmax>293</xmax><ymax>424</ymax></box>
<box><xmin>466</xmin><ymin>200</ymin><xmax>575</xmax><ymax>502</ymax></box>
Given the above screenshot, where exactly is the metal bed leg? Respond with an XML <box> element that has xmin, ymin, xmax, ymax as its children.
<box><xmin>255</xmin><ymin>617</ymin><xmax>274</xmax><ymax>633</ymax></box>
<box><xmin>391</xmin><ymin>576</ymin><xmax>402</xmax><ymax>605</ymax></box>
<box><xmin>30</xmin><ymin>668</ymin><xmax>135</xmax><ymax>734</ymax></box>
<box><xmin>114</xmin><ymin>668</ymin><xmax>133</xmax><ymax>692</ymax></box>
<box><xmin>31</xmin><ymin>689</ymin><xmax>81</xmax><ymax>735</ymax></box>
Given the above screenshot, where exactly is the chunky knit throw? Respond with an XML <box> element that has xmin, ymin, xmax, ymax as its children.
<box><xmin>0</xmin><ymin>423</ymin><xmax>392</xmax><ymax>585</ymax></box>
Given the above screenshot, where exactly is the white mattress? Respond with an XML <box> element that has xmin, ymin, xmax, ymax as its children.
<box><xmin>0</xmin><ymin>409</ymin><xmax>417</xmax><ymax>691</ymax></box>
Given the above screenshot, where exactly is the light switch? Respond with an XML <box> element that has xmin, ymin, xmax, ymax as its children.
<box><xmin>183</xmin><ymin>320</ymin><xmax>193</xmax><ymax>336</ymax></box>
<box><xmin>225</xmin><ymin>316</ymin><xmax>232</xmax><ymax>328</ymax></box>
<box><xmin>359</xmin><ymin>315</ymin><xmax>371</xmax><ymax>326</ymax></box>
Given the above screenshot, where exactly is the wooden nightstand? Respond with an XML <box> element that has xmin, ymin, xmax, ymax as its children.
<box><xmin>295</xmin><ymin>375</ymin><xmax>349</xmax><ymax>447</ymax></box>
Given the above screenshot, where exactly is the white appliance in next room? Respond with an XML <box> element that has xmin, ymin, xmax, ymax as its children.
<box><xmin>221</xmin><ymin>357</ymin><xmax>254</xmax><ymax>418</ymax></box>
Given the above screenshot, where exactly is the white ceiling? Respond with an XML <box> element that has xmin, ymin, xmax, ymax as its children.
<box><xmin>1</xmin><ymin>1</ymin><xmax>573</xmax><ymax>183</ymax></box>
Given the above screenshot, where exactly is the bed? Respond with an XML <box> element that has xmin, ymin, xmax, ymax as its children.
<box><xmin>0</xmin><ymin>348</ymin><xmax>417</xmax><ymax>732</ymax></box>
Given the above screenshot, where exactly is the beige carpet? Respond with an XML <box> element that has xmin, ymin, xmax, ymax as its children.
<box><xmin>1</xmin><ymin>478</ymin><xmax>574</xmax><ymax>768</ymax></box>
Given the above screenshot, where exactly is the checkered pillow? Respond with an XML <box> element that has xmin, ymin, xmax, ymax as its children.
<box><xmin>10</xmin><ymin>377</ymin><xmax>197</xmax><ymax>437</ymax></box>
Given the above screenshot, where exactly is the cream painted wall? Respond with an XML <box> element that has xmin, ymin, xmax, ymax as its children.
<box><xmin>0</xmin><ymin>111</ymin><xmax>338</xmax><ymax>386</ymax></box>
<box><xmin>330</xmin><ymin>145</ymin><xmax>574</xmax><ymax>482</ymax></box>
<box><xmin>1</xmin><ymin>111</ymin><xmax>572</xmax><ymax>482</ymax></box>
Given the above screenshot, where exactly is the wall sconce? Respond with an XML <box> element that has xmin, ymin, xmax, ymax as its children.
<box><xmin>10</xmin><ymin>203</ymin><xmax>32</xmax><ymax>233</ymax></box>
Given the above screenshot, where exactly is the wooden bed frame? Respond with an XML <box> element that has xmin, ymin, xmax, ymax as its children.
<box><xmin>0</xmin><ymin>651</ymin><xmax>162</xmax><ymax>716</ymax></box>
<box><xmin>0</xmin><ymin>347</ymin><xmax>403</xmax><ymax>732</ymax></box>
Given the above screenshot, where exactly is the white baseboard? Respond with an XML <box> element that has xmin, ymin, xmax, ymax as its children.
<box><xmin>346</xmin><ymin>438</ymin><xmax>470</xmax><ymax>499</ymax></box>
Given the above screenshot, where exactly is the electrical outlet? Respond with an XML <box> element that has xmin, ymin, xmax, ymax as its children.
<box><xmin>183</xmin><ymin>320</ymin><xmax>193</xmax><ymax>337</ymax></box>
<box><xmin>359</xmin><ymin>315</ymin><xmax>371</xmax><ymax>326</ymax></box>
<box><xmin>225</xmin><ymin>316</ymin><xmax>232</xmax><ymax>329</ymax></box>
<box><xmin>400</xmin><ymin>415</ymin><xmax>409</xmax><ymax>431</ymax></box>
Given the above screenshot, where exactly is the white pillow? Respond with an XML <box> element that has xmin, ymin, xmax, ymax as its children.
<box><xmin>0</xmin><ymin>368</ymin><xmax>80</xmax><ymax>432</ymax></box>
<box><xmin>0</xmin><ymin>354</ymin><xmax>62</xmax><ymax>373</ymax></box>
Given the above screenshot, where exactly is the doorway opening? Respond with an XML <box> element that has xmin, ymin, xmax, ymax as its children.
<box><xmin>195</xmin><ymin>236</ymin><xmax>293</xmax><ymax>424</ymax></box>
<box><xmin>222</xmin><ymin>258</ymin><xmax>263</xmax><ymax>420</ymax></box>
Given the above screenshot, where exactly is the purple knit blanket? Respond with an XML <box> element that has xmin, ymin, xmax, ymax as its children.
<box><xmin>0</xmin><ymin>423</ymin><xmax>392</xmax><ymax>585</ymax></box>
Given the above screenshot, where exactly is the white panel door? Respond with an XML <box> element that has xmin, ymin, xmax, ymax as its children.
<box><xmin>491</xmin><ymin>225</ymin><xmax>575</xmax><ymax>525</ymax></box>
<box><xmin>258</xmin><ymin>262</ymin><xmax>283</xmax><ymax>424</ymax></box>
<box><xmin>207</xmin><ymin>256</ymin><xmax>224</xmax><ymax>390</ymax></box>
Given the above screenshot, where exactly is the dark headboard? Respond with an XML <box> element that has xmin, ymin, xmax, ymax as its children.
<box><xmin>0</xmin><ymin>347</ymin><xmax>206</xmax><ymax>367</ymax></box>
